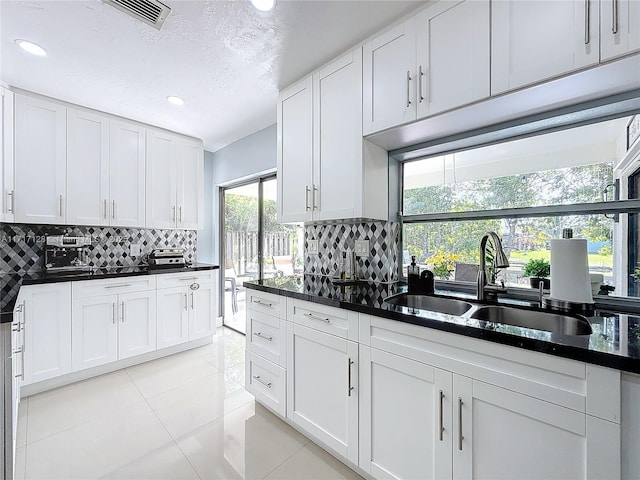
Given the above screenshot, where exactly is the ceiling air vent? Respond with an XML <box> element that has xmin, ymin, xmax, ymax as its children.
<box><xmin>103</xmin><ymin>0</ymin><xmax>171</xmax><ymax>30</ymax></box>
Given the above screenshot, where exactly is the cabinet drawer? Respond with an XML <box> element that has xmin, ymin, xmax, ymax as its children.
<box><xmin>248</xmin><ymin>309</ymin><xmax>286</xmax><ymax>367</ymax></box>
<box><xmin>247</xmin><ymin>290</ymin><xmax>285</xmax><ymax>318</ymax></box>
<box><xmin>155</xmin><ymin>270</ymin><xmax>216</xmax><ymax>289</ymax></box>
<box><xmin>246</xmin><ymin>351</ymin><xmax>286</xmax><ymax>416</ymax></box>
<box><xmin>290</xmin><ymin>298</ymin><xmax>358</xmax><ymax>340</ymax></box>
<box><xmin>72</xmin><ymin>276</ymin><xmax>156</xmax><ymax>298</ymax></box>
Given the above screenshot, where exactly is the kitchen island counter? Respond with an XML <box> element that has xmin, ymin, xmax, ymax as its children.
<box><xmin>244</xmin><ymin>274</ymin><xmax>640</xmax><ymax>375</ymax></box>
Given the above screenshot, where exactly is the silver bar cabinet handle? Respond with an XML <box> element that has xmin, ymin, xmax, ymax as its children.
<box><xmin>7</xmin><ymin>190</ymin><xmax>14</xmax><ymax>213</ymax></box>
<box><xmin>418</xmin><ymin>65</ymin><xmax>424</xmax><ymax>103</ymax></box>
<box><xmin>105</xmin><ymin>284</ymin><xmax>132</xmax><ymax>289</ymax></box>
<box><xmin>190</xmin><ymin>292</ymin><xmax>194</xmax><ymax>310</ymax></box>
<box><xmin>253</xmin><ymin>331</ymin><xmax>273</xmax><ymax>342</ymax></box>
<box><xmin>172</xmin><ymin>205</ymin><xmax>176</xmax><ymax>221</ymax></box>
<box><xmin>121</xmin><ymin>301</ymin><xmax>125</xmax><ymax>322</ymax></box>
<box><xmin>59</xmin><ymin>195</ymin><xmax>64</xmax><ymax>217</ymax></box>
<box><xmin>348</xmin><ymin>358</ymin><xmax>354</xmax><ymax>397</ymax></box>
<box><xmin>612</xmin><ymin>0</ymin><xmax>619</xmax><ymax>34</ymax></box>
<box><xmin>103</xmin><ymin>199</ymin><xmax>108</xmax><ymax>219</ymax></box>
<box><xmin>179</xmin><ymin>206</ymin><xmax>182</xmax><ymax>223</ymax></box>
<box><xmin>253</xmin><ymin>375</ymin><xmax>272</xmax><ymax>388</ymax></box>
<box><xmin>112</xmin><ymin>200</ymin><xmax>116</xmax><ymax>219</ymax></box>
<box><xmin>584</xmin><ymin>0</ymin><xmax>590</xmax><ymax>44</ymax></box>
<box><xmin>458</xmin><ymin>397</ymin><xmax>464</xmax><ymax>451</ymax></box>
<box><xmin>13</xmin><ymin>347</ymin><xmax>24</xmax><ymax>379</ymax></box>
<box><xmin>406</xmin><ymin>70</ymin><xmax>412</xmax><ymax>107</ymax></box>
<box><xmin>439</xmin><ymin>390</ymin><xmax>445</xmax><ymax>441</ymax></box>
<box><xmin>304</xmin><ymin>312</ymin><xmax>330</xmax><ymax>323</ymax></box>
<box><xmin>184</xmin><ymin>293</ymin><xmax>188</xmax><ymax>311</ymax></box>
<box><xmin>312</xmin><ymin>184</ymin><xmax>318</xmax><ymax>210</ymax></box>
<box><xmin>112</xmin><ymin>302</ymin><xmax>116</xmax><ymax>324</ymax></box>
<box><xmin>252</xmin><ymin>299</ymin><xmax>273</xmax><ymax>308</ymax></box>
<box><xmin>305</xmin><ymin>186</ymin><xmax>311</xmax><ymax>211</ymax></box>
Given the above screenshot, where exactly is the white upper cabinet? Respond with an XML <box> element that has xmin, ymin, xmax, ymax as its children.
<box><xmin>176</xmin><ymin>136</ymin><xmax>204</xmax><ymax>230</ymax></box>
<box><xmin>601</xmin><ymin>0</ymin><xmax>640</xmax><ymax>61</ymax></box>
<box><xmin>363</xmin><ymin>19</ymin><xmax>417</xmax><ymax>135</ymax></box>
<box><xmin>278</xmin><ymin>49</ymin><xmax>388</xmax><ymax>223</ymax></box>
<box><xmin>491</xmin><ymin>0</ymin><xmax>600</xmax><ymax>95</ymax></box>
<box><xmin>147</xmin><ymin>128</ymin><xmax>203</xmax><ymax>230</ymax></box>
<box><xmin>364</xmin><ymin>0</ymin><xmax>490</xmax><ymax>134</ymax></box>
<box><xmin>1</xmin><ymin>86</ymin><xmax>14</xmax><ymax>222</ymax></box>
<box><xmin>66</xmin><ymin>108</ymin><xmax>110</xmax><ymax>226</ymax></box>
<box><xmin>146</xmin><ymin>129</ymin><xmax>177</xmax><ymax>229</ymax></box>
<box><xmin>14</xmin><ymin>94</ymin><xmax>67</xmax><ymax>225</ymax></box>
<box><xmin>277</xmin><ymin>76</ymin><xmax>314</xmax><ymax>223</ymax></box>
<box><xmin>415</xmin><ymin>0</ymin><xmax>490</xmax><ymax>118</ymax></box>
<box><xmin>110</xmin><ymin>119</ymin><xmax>146</xmax><ymax>227</ymax></box>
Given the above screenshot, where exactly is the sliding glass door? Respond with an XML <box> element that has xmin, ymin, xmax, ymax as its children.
<box><xmin>222</xmin><ymin>175</ymin><xmax>302</xmax><ymax>333</ymax></box>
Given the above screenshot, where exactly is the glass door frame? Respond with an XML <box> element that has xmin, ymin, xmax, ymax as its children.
<box><xmin>220</xmin><ymin>173</ymin><xmax>277</xmax><ymax>333</ymax></box>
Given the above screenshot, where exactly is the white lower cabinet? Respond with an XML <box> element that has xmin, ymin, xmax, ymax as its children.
<box><xmin>359</xmin><ymin>346</ymin><xmax>451</xmax><ymax>480</ymax></box>
<box><xmin>156</xmin><ymin>273</ymin><xmax>217</xmax><ymax>346</ymax></box>
<box><xmin>20</xmin><ymin>283</ymin><xmax>72</xmax><ymax>386</ymax></box>
<box><xmin>286</xmin><ymin>322</ymin><xmax>359</xmax><ymax>465</ymax></box>
<box><xmin>71</xmin><ymin>290</ymin><xmax>156</xmax><ymax>371</ymax></box>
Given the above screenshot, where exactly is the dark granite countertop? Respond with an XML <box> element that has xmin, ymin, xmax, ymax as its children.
<box><xmin>244</xmin><ymin>275</ymin><xmax>640</xmax><ymax>375</ymax></box>
<box><xmin>0</xmin><ymin>263</ymin><xmax>219</xmax><ymax>323</ymax></box>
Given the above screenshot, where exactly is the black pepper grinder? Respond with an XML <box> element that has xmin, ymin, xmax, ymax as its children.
<box><xmin>408</xmin><ymin>256</ymin><xmax>420</xmax><ymax>293</ymax></box>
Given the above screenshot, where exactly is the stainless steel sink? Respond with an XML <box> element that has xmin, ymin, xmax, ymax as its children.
<box><xmin>468</xmin><ymin>305</ymin><xmax>592</xmax><ymax>335</ymax></box>
<box><xmin>384</xmin><ymin>293</ymin><xmax>473</xmax><ymax>316</ymax></box>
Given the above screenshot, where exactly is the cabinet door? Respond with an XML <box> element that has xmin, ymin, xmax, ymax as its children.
<box><xmin>287</xmin><ymin>322</ymin><xmax>358</xmax><ymax>464</ymax></box>
<box><xmin>416</xmin><ymin>0</ymin><xmax>489</xmax><ymax>118</ymax></box>
<box><xmin>453</xmin><ymin>375</ymin><xmax>590</xmax><ymax>480</ymax></box>
<box><xmin>146</xmin><ymin>129</ymin><xmax>177</xmax><ymax>228</ymax></box>
<box><xmin>22</xmin><ymin>283</ymin><xmax>72</xmax><ymax>385</ymax></box>
<box><xmin>189</xmin><ymin>281</ymin><xmax>216</xmax><ymax>340</ymax></box>
<box><xmin>176</xmin><ymin>136</ymin><xmax>203</xmax><ymax>230</ymax></box>
<box><xmin>66</xmin><ymin>108</ymin><xmax>110</xmax><ymax>226</ymax></box>
<box><xmin>359</xmin><ymin>346</ymin><xmax>452</xmax><ymax>480</ymax></box>
<box><xmin>277</xmin><ymin>76</ymin><xmax>314</xmax><ymax>223</ymax></box>
<box><xmin>314</xmin><ymin>48</ymin><xmax>363</xmax><ymax>221</ymax></box>
<box><xmin>1</xmin><ymin>87</ymin><xmax>14</xmax><ymax>222</ymax></box>
<box><xmin>363</xmin><ymin>19</ymin><xmax>417</xmax><ymax>134</ymax></box>
<box><xmin>71</xmin><ymin>294</ymin><xmax>118</xmax><ymax>371</ymax></box>
<box><xmin>110</xmin><ymin>119</ymin><xmax>146</xmax><ymax>227</ymax></box>
<box><xmin>157</xmin><ymin>286</ymin><xmax>189</xmax><ymax>349</ymax></box>
<box><xmin>601</xmin><ymin>0</ymin><xmax>640</xmax><ymax>60</ymax></box>
<box><xmin>118</xmin><ymin>290</ymin><xmax>157</xmax><ymax>360</ymax></box>
<box><xmin>491</xmin><ymin>0</ymin><xmax>599</xmax><ymax>95</ymax></box>
<box><xmin>14</xmin><ymin>94</ymin><xmax>67</xmax><ymax>224</ymax></box>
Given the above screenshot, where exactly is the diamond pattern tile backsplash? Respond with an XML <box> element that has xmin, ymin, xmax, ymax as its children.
<box><xmin>0</xmin><ymin>223</ymin><xmax>197</xmax><ymax>274</ymax></box>
<box><xmin>305</xmin><ymin>221</ymin><xmax>399</xmax><ymax>283</ymax></box>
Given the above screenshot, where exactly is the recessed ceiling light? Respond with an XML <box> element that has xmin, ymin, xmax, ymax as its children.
<box><xmin>15</xmin><ymin>39</ymin><xmax>47</xmax><ymax>56</ymax></box>
<box><xmin>166</xmin><ymin>96</ymin><xmax>184</xmax><ymax>106</ymax></box>
<box><xmin>250</xmin><ymin>0</ymin><xmax>275</xmax><ymax>12</ymax></box>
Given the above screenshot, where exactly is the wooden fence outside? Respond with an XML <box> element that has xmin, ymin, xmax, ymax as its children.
<box><xmin>226</xmin><ymin>230</ymin><xmax>291</xmax><ymax>275</ymax></box>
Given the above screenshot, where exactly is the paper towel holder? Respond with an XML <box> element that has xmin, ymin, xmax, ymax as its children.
<box><xmin>541</xmin><ymin>295</ymin><xmax>595</xmax><ymax>316</ymax></box>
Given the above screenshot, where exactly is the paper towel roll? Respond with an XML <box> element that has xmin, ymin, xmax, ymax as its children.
<box><xmin>550</xmin><ymin>238</ymin><xmax>593</xmax><ymax>303</ymax></box>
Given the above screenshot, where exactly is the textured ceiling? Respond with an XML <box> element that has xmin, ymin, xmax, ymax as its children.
<box><xmin>0</xmin><ymin>0</ymin><xmax>422</xmax><ymax>152</ymax></box>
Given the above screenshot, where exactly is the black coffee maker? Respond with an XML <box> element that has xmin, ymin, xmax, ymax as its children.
<box><xmin>44</xmin><ymin>235</ymin><xmax>92</xmax><ymax>274</ymax></box>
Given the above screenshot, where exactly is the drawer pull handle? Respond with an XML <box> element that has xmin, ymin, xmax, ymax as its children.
<box><xmin>180</xmin><ymin>277</ymin><xmax>198</xmax><ymax>281</ymax></box>
<box><xmin>253</xmin><ymin>331</ymin><xmax>273</xmax><ymax>342</ymax></box>
<box><xmin>105</xmin><ymin>284</ymin><xmax>133</xmax><ymax>289</ymax></box>
<box><xmin>304</xmin><ymin>312</ymin><xmax>330</xmax><ymax>323</ymax></box>
<box><xmin>253</xmin><ymin>299</ymin><xmax>273</xmax><ymax>307</ymax></box>
<box><xmin>253</xmin><ymin>375</ymin><xmax>272</xmax><ymax>389</ymax></box>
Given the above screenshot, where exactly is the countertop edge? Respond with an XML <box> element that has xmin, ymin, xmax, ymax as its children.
<box><xmin>243</xmin><ymin>281</ymin><xmax>640</xmax><ymax>376</ymax></box>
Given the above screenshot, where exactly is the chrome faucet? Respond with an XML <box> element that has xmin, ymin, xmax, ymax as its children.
<box><xmin>477</xmin><ymin>232</ymin><xmax>510</xmax><ymax>301</ymax></box>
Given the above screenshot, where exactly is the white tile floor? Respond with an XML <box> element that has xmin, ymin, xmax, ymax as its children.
<box><xmin>14</xmin><ymin>328</ymin><xmax>363</xmax><ymax>480</ymax></box>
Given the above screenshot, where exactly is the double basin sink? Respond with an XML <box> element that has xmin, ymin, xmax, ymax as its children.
<box><xmin>384</xmin><ymin>293</ymin><xmax>592</xmax><ymax>337</ymax></box>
